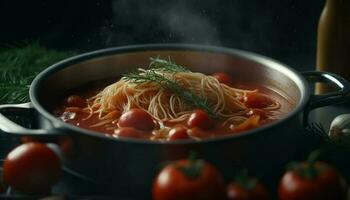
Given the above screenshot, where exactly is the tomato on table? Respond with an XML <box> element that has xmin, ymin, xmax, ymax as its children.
<box><xmin>118</xmin><ymin>108</ymin><xmax>156</xmax><ymax>131</ymax></box>
<box><xmin>278</xmin><ymin>150</ymin><xmax>347</xmax><ymax>200</ymax></box>
<box><xmin>153</xmin><ymin>154</ymin><xmax>226</xmax><ymax>200</ymax></box>
<box><xmin>226</xmin><ymin>170</ymin><xmax>269</xmax><ymax>200</ymax></box>
<box><xmin>3</xmin><ymin>142</ymin><xmax>61</xmax><ymax>194</ymax></box>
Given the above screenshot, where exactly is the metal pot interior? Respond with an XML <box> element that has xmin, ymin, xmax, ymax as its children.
<box><xmin>28</xmin><ymin>45</ymin><xmax>310</xmax><ymax>195</ymax></box>
<box><xmin>32</xmin><ymin>45</ymin><xmax>307</xmax><ymax>136</ymax></box>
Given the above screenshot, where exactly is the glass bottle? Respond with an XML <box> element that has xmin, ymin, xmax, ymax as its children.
<box><xmin>316</xmin><ymin>0</ymin><xmax>350</xmax><ymax>93</ymax></box>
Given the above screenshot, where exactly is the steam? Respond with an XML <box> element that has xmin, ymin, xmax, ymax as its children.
<box><xmin>159</xmin><ymin>3</ymin><xmax>221</xmax><ymax>45</ymax></box>
<box><xmin>107</xmin><ymin>1</ymin><xmax>221</xmax><ymax>45</ymax></box>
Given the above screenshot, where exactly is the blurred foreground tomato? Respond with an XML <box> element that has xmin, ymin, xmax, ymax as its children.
<box><xmin>278</xmin><ymin>150</ymin><xmax>347</xmax><ymax>200</ymax></box>
<box><xmin>227</xmin><ymin>170</ymin><xmax>269</xmax><ymax>200</ymax></box>
<box><xmin>152</xmin><ymin>153</ymin><xmax>226</xmax><ymax>200</ymax></box>
<box><xmin>3</xmin><ymin>142</ymin><xmax>61</xmax><ymax>194</ymax></box>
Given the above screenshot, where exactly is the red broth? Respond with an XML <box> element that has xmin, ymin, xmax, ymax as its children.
<box><xmin>53</xmin><ymin>77</ymin><xmax>294</xmax><ymax>141</ymax></box>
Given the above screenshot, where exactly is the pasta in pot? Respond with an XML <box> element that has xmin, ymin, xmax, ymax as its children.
<box><xmin>55</xmin><ymin>58</ymin><xmax>287</xmax><ymax>141</ymax></box>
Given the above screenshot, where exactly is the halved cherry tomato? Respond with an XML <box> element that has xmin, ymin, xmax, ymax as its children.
<box><xmin>187</xmin><ymin>109</ymin><xmax>214</xmax><ymax>130</ymax></box>
<box><xmin>278</xmin><ymin>151</ymin><xmax>347</xmax><ymax>200</ymax></box>
<box><xmin>153</xmin><ymin>156</ymin><xmax>226</xmax><ymax>200</ymax></box>
<box><xmin>168</xmin><ymin>127</ymin><xmax>190</xmax><ymax>140</ymax></box>
<box><xmin>3</xmin><ymin>142</ymin><xmax>61</xmax><ymax>194</ymax></box>
<box><xmin>66</xmin><ymin>95</ymin><xmax>86</xmax><ymax>107</ymax></box>
<box><xmin>118</xmin><ymin>108</ymin><xmax>155</xmax><ymax>131</ymax></box>
<box><xmin>114</xmin><ymin>127</ymin><xmax>144</xmax><ymax>139</ymax></box>
<box><xmin>213</xmin><ymin>72</ymin><xmax>234</xmax><ymax>86</ymax></box>
<box><xmin>245</xmin><ymin>93</ymin><xmax>274</xmax><ymax>108</ymax></box>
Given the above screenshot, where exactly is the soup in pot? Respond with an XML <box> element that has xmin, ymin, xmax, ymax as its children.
<box><xmin>53</xmin><ymin>58</ymin><xmax>293</xmax><ymax>141</ymax></box>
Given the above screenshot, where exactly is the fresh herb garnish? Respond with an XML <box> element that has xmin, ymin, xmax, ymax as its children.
<box><xmin>149</xmin><ymin>57</ymin><xmax>191</xmax><ymax>73</ymax></box>
<box><xmin>123</xmin><ymin>58</ymin><xmax>217</xmax><ymax>117</ymax></box>
<box><xmin>0</xmin><ymin>42</ymin><xmax>74</xmax><ymax>104</ymax></box>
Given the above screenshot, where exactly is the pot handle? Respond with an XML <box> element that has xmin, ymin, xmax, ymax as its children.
<box><xmin>0</xmin><ymin>102</ymin><xmax>63</xmax><ymax>137</ymax></box>
<box><xmin>302</xmin><ymin>71</ymin><xmax>350</xmax><ymax>124</ymax></box>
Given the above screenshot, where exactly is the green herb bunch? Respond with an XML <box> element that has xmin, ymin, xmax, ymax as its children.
<box><xmin>124</xmin><ymin>58</ymin><xmax>217</xmax><ymax>117</ymax></box>
<box><xmin>0</xmin><ymin>42</ymin><xmax>74</xmax><ymax>104</ymax></box>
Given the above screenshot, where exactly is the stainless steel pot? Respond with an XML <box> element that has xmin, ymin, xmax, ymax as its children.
<box><xmin>1</xmin><ymin>44</ymin><xmax>349</xmax><ymax>198</ymax></box>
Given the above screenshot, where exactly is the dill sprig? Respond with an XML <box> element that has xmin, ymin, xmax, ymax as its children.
<box><xmin>0</xmin><ymin>42</ymin><xmax>74</xmax><ymax>104</ymax></box>
<box><xmin>123</xmin><ymin>58</ymin><xmax>217</xmax><ymax>117</ymax></box>
<box><xmin>149</xmin><ymin>57</ymin><xmax>191</xmax><ymax>73</ymax></box>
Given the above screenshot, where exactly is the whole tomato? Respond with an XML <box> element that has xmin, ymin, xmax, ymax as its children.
<box><xmin>118</xmin><ymin>108</ymin><xmax>156</xmax><ymax>131</ymax></box>
<box><xmin>152</xmin><ymin>155</ymin><xmax>226</xmax><ymax>200</ymax></box>
<box><xmin>226</xmin><ymin>171</ymin><xmax>269</xmax><ymax>200</ymax></box>
<box><xmin>66</xmin><ymin>95</ymin><xmax>86</xmax><ymax>107</ymax></box>
<box><xmin>187</xmin><ymin>109</ymin><xmax>214</xmax><ymax>130</ymax></box>
<box><xmin>168</xmin><ymin>127</ymin><xmax>190</xmax><ymax>140</ymax></box>
<box><xmin>3</xmin><ymin>142</ymin><xmax>62</xmax><ymax>194</ymax></box>
<box><xmin>278</xmin><ymin>151</ymin><xmax>347</xmax><ymax>200</ymax></box>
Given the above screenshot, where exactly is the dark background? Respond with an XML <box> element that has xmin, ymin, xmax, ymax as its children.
<box><xmin>0</xmin><ymin>0</ymin><xmax>325</xmax><ymax>71</ymax></box>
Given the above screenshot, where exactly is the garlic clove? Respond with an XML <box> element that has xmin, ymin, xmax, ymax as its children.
<box><xmin>329</xmin><ymin>114</ymin><xmax>350</xmax><ymax>145</ymax></box>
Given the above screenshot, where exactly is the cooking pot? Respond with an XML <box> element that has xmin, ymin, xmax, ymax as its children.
<box><xmin>0</xmin><ymin>44</ymin><xmax>349</xmax><ymax>198</ymax></box>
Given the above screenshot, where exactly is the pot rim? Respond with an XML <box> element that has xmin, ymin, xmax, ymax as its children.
<box><xmin>29</xmin><ymin>43</ymin><xmax>310</xmax><ymax>144</ymax></box>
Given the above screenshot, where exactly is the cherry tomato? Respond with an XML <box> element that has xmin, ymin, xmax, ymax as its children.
<box><xmin>279</xmin><ymin>152</ymin><xmax>347</xmax><ymax>200</ymax></box>
<box><xmin>227</xmin><ymin>181</ymin><xmax>269</xmax><ymax>200</ymax></box>
<box><xmin>118</xmin><ymin>108</ymin><xmax>155</xmax><ymax>131</ymax></box>
<box><xmin>3</xmin><ymin>142</ymin><xmax>61</xmax><ymax>194</ymax></box>
<box><xmin>114</xmin><ymin>127</ymin><xmax>144</xmax><ymax>139</ymax></box>
<box><xmin>153</xmin><ymin>157</ymin><xmax>226</xmax><ymax>200</ymax></box>
<box><xmin>66</xmin><ymin>95</ymin><xmax>86</xmax><ymax>107</ymax></box>
<box><xmin>168</xmin><ymin>127</ymin><xmax>190</xmax><ymax>140</ymax></box>
<box><xmin>245</xmin><ymin>93</ymin><xmax>274</xmax><ymax>108</ymax></box>
<box><xmin>213</xmin><ymin>72</ymin><xmax>234</xmax><ymax>86</ymax></box>
<box><xmin>187</xmin><ymin>109</ymin><xmax>214</xmax><ymax>130</ymax></box>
